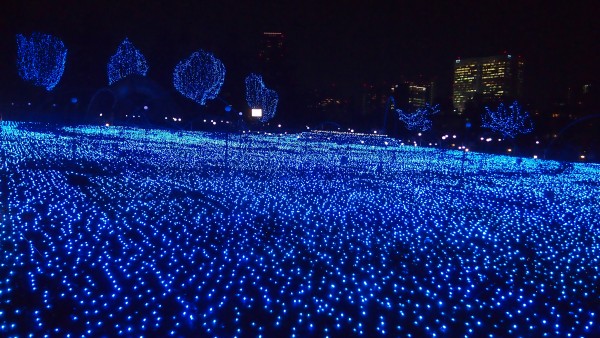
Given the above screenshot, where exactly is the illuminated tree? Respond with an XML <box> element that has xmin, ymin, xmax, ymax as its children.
<box><xmin>245</xmin><ymin>73</ymin><xmax>279</xmax><ymax>123</ymax></box>
<box><xmin>396</xmin><ymin>104</ymin><xmax>440</xmax><ymax>131</ymax></box>
<box><xmin>107</xmin><ymin>38</ymin><xmax>149</xmax><ymax>85</ymax></box>
<box><xmin>482</xmin><ymin>101</ymin><xmax>533</xmax><ymax>138</ymax></box>
<box><xmin>16</xmin><ymin>32</ymin><xmax>67</xmax><ymax>91</ymax></box>
<box><xmin>173</xmin><ymin>50</ymin><xmax>225</xmax><ymax>106</ymax></box>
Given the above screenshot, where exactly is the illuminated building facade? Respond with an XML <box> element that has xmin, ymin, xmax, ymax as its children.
<box><xmin>453</xmin><ymin>54</ymin><xmax>524</xmax><ymax>112</ymax></box>
<box><xmin>388</xmin><ymin>81</ymin><xmax>434</xmax><ymax>109</ymax></box>
<box><xmin>407</xmin><ymin>81</ymin><xmax>434</xmax><ymax>108</ymax></box>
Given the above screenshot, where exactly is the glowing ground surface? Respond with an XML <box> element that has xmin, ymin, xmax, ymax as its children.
<box><xmin>1</xmin><ymin>122</ymin><xmax>599</xmax><ymax>337</ymax></box>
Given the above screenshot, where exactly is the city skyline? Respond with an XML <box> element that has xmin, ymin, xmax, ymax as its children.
<box><xmin>0</xmin><ymin>1</ymin><xmax>597</xmax><ymax>116</ymax></box>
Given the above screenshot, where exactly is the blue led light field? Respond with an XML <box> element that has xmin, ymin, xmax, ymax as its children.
<box><xmin>0</xmin><ymin>122</ymin><xmax>598</xmax><ymax>337</ymax></box>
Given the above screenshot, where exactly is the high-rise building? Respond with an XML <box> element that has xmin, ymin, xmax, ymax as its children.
<box><xmin>407</xmin><ymin>81</ymin><xmax>434</xmax><ymax>108</ymax></box>
<box><xmin>256</xmin><ymin>32</ymin><xmax>290</xmax><ymax>120</ymax></box>
<box><xmin>388</xmin><ymin>80</ymin><xmax>434</xmax><ymax>109</ymax></box>
<box><xmin>258</xmin><ymin>32</ymin><xmax>285</xmax><ymax>66</ymax></box>
<box><xmin>453</xmin><ymin>54</ymin><xmax>524</xmax><ymax>112</ymax></box>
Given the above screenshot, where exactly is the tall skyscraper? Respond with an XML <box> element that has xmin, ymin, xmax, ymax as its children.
<box><xmin>257</xmin><ymin>32</ymin><xmax>289</xmax><ymax>120</ymax></box>
<box><xmin>258</xmin><ymin>32</ymin><xmax>285</xmax><ymax>67</ymax></box>
<box><xmin>453</xmin><ymin>54</ymin><xmax>524</xmax><ymax>112</ymax></box>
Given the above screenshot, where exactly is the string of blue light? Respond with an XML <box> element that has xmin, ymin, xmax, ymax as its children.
<box><xmin>396</xmin><ymin>104</ymin><xmax>440</xmax><ymax>132</ymax></box>
<box><xmin>107</xmin><ymin>38</ymin><xmax>149</xmax><ymax>85</ymax></box>
<box><xmin>482</xmin><ymin>101</ymin><xmax>533</xmax><ymax>138</ymax></box>
<box><xmin>173</xmin><ymin>50</ymin><xmax>225</xmax><ymax>106</ymax></box>
<box><xmin>0</xmin><ymin>121</ymin><xmax>598</xmax><ymax>337</ymax></box>
<box><xmin>245</xmin><ymin>73</ymin><xmax>279</xmax><ymax>123</ymax></box>
<box><xmin>15</xmin><ymin>33</ymin><xmax>68</xmax><ymax>91</ymax></box>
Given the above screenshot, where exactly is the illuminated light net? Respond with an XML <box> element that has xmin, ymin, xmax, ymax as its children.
<box><xmin>396</xmin><ymin>104</ymin><xmax>440</xmax><ymax>131</ymax></box>
<box><xmin>482</xmin><ymin>101</ymin><xmax>533</xmax><ymax>138</ymax></box>
<box><xmin>16</xmin><ymin>32</ymin><xmax>67</xmax><ymax>91</ymax></box>
<box><xmin>245</xmin><ymin>73</ymin><xmax>279</xmax><ymax>123</ymax></box>
<box><xmin>107</xmin><ymin>38</ymin><xmax>149</xmax><ymax>85</ymax></box>
<box><xmin>173</xmin><ymin>50</ymin><xmax>225</xmax><ymax>106</ymax></box>
<box><xmin>1</xmin><ymin>121</ymin><xmax>598</xmax><ymax>337</ymax></box>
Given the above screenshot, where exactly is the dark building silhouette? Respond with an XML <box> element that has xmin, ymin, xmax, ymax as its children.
<box><xmin>258</xmin><ymin>32</ymin><xmax>285</xmax><ymax>66</ymax></box>
<box><xmin>406</xmin><ymin>81</ymin><xmax>434</xmax><ymax>109</ymax></box>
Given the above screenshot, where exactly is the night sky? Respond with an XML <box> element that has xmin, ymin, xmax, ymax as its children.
<box><xmin>0</xmin><ymin>0</ymin><xmax>597</xmax><ymax>114</ymax></box>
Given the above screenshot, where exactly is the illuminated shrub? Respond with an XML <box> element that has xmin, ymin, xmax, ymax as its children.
<box><xmin>16</xmin><ymin>32</ymin><xmax>67</xmax><ymax>91</ymax></box>
<box><xmin>173</xmin><ymin>50</ymin><xmax>225</xmax><ymax>106</ymax></box>
<box><xmin>245</xmin><ymin>73</ymin><xmax>278</xmax><ymax>123</ymax></box>
<box><xmin>107</xmin><ymin>38</ymin><xmax>149</xmax><ymax>85</ymax></box>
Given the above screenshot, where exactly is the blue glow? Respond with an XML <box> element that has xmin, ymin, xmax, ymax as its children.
<box><xmin>107</xmin><ymin>38</ymin><xmax>149</xmax><ymax>85</ymax></box>
<box><xmin>245</xmin><ymin>73</ymin><xmax>279</xmax><ymax>122</ymax></box>
<box><xmin>396</xmin><ymin>104</ymin><xmax>440</xmax><ymax>131</ymax></box>
<box><xmin>0</xmin><ymin>121</ymin><xmax>598</xmax><ymax>337</ymax></box>
<box><xmin>15</xmin><ymin>33</ymin><xmax>67</xmax><ymax>91</ymax></box>
<box><xmin>482</xmin><ymin>101</ymin><xmax>533</xmax><ymax>138</ymax></box>
<box><xmin>173</xmin><ymin>50</ymin><xmax>225</xmax><ymax>106</ymax></box>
